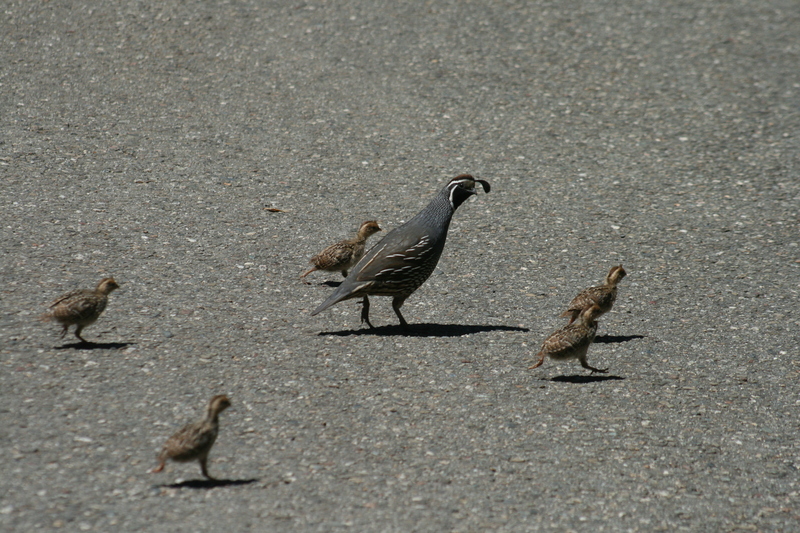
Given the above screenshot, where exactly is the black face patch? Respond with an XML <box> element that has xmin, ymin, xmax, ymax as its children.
<box><xmin>445</xmin><ymin>175</ymin><xmax>490</xmax><ymax>209</ymax></box>
<box><xmin>447</xmin><ymin>178</ymin><xmax>476</xmax><ymax>209</ymax></box>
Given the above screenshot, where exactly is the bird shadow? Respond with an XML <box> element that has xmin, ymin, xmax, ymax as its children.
<box><xmin>160</xmin><ymin>478</ymin><xmax>259</xmax><ymax>489</ymax></box>
<box><xmin>594</xmin><ymin>334</ymin><xmax>644</xmax><ymax>344</ymax></box>
<box><xmin>54</xmin><ymin>341</ymin><xmax>134</xmax><ymax>350</ymax></box>
<box><xmin>300</xmin><ymin>280</ymin><xmax>342</xmax><ymax>287</ymax></box>
<box><xmin>319</xmin><ymin>323</ymin><xmax>529</xmax><ymax>338</ymax></box>
<box><xmin>548</xmin><ymin>374</ymin><xmax>625</xmax><ymax>384</ymax></box>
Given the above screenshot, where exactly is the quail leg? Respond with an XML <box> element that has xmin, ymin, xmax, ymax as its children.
<box><xmin>360</xmin><ymin>296</ymin><xmax>374</xmax><ymax>329</ymax></box>
<box><xmin>392</xmin><ymin>296</ymin><xmax>408</xmax><ymax>327</ymax></box>
<box><xmin>60</xmin><ymin>325</ymin><xmax>69</xmax><ymax>338</ymax></box>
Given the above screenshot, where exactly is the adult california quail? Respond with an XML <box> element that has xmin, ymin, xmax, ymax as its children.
<box><xmin>530</xmin><ymin>305</ymin><xmax>608</xmax><ymax>373</ymax></box>
<box><xmin>152</xmin><ymin>395</ymin><xmax>231</xmax><ymax>480</ymax></box>
<box><xmin>560</xmin><ymin>265</ymin><xmax>626</xmax><ymax>325</ymax></box>
<box><xmin>41</xmin><ymin>277</ymin><xmax>119</xmax><ymax>343</ymax></box>
<box><xmin>311</xmin><ymin>174</ymin><xmax>490</xmax><ymax>328</ymax></box>
<box><xmin>301</xmin><ymin>220</ymin><xmax>382</xmax><ymax>282</ymax></box>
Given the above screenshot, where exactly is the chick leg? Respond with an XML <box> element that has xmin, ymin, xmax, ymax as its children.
<box><xmin>74</xmin><ymin>325</ymin><xmax>88</xmax><ymax>343</ymax></box>
<box><xmin>579</xmin><ymin>356</ymin><xmax>608</xmax><ymax>373</ymax></box>
<box><xmin>199</xmin><ymin>457</ymin><xmax>216</xmax><ymax>480</ymax></box>
<box><xmin>300</xmin><ymin>267</ymin><xmax>317</xmax><ymax>284</ymax></box>
<box><xmin>528</xmin><ymin>351</ymin><xmax>546</xmax><ymax>370</ymax></box>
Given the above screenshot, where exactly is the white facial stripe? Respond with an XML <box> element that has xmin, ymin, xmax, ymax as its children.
<box><xmin>448</xmin><ymin>180</ymin><xmax>475</xmax><ymax>207</ymax></box>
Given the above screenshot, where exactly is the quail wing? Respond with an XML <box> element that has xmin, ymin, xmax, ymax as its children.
<box><xmin>355</xmin><ymin>232</ymin><xmax>443</xmax><ymax>283</ymax></box>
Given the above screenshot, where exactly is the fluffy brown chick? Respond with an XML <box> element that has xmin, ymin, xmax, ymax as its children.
<box><xmin>560</xmin><ymin>265</ymin><xmax>626</xmax><ymax>325</ymax></box>
<box><xmin>530</xmin><ymin>305</ymin><xmax>608</xmax><ymax>373</ymax></box>
<box><xmin>301</xmin><ymin>220</ymin><xmax>382</xmax><ymax>282</ymax></box>
<box><xmin>41</xmin><ymin>277</ymin><xmax>119</xmax><ymax>343</ymax></box>
<box><xmin>152</xmin><ymin>395</ymin><xmax>232</xmax><ymax>480</ymax></box>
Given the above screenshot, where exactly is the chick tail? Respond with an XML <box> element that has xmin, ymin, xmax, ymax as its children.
<box><xmin>559</xmin><ymin>309</ymin><xmax>579</xmax><ymax>325</ymax></box>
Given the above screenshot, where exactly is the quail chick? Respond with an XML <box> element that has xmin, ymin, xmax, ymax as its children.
<box><xmin>301</xmin><ymin>220</ymin><xmax>382</xmax><ymax>282</ymax></box>
<box><xmin>41</xmin><ymin>277</ymin><xmax>119</xmax><ymax>343</ymax></box>
<box><xmin>152</xmin><ymin>395</ymin><xmax>232</xmax><ymax>480</ymax></box>
<box><xmin>560</xmin><ymin>265</ymin><xmax>626</xmax><ymax>325</ymax></box>
<box><xmin>311</xmin><ymin>174</ymin><xmax>490</xmax><ymax>328</ymax></box>
<box><xmin>530</xmin><ymin>305</ymin><xmax>608</xmax><ymax>373</ymax></box>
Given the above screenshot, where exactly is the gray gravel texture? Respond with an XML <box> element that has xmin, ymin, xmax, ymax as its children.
<box><xmin>2</xmin><ymin>0</ymin><xmax>799</xmax><ymax>531</ymax></box>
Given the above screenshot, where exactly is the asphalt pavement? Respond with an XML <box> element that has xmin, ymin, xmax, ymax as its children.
<box><xmin>1</xmin><ymin>0</ymin><xmax>799</xmax><ymax>531</ymax></box>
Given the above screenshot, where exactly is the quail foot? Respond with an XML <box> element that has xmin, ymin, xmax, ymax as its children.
<box><xmin>152</xmin><ymin>395</ymin><xmax>231</xmax><ymax>480</ymax></box>
<box><xmin>561</xmin><ymin>265</ymin><xmax>626</xmax><ymax>325</ymax></box>
<box><xmin>41</xmin><ymin>277</ymin><xmax>119</xmax><ymax>343</ymax></box>
<box><xmin>530</xmin><ymin>305</ymin><xmax>608</xmax><ymax>373</ymax></box>
<box><xmin>311</xmin><ymin>174</ymin><xmax>490</xmax><ymax>328</ymax></box>
<box><xmin>301</xmin><ymin>220</ymin><xmax>382</xmax><ymax>282</ymax></box>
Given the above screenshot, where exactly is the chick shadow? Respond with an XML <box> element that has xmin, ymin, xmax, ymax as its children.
<box><xmin>320</xmin><ymin>323</ymin><xmax>529</xmax><ymax>338</ymax></box>
<box><xmin>548</xmin><ymin>374</ymin><xmax>625</xmax><ymax>384</ymax></box>
<box><xmin>161</xmin><ymin>477</ymin><xmax>259</xmax><ymax>489</ymax></box>
<box><xmin>594</xmin><ymin>334</ymin><xmax>644</xmax><ymax>344</ymax></box>
<box><xmin>54</xmin><ymin>341</ymin><xmax>135</xmax><ymax>350</ymax></box>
